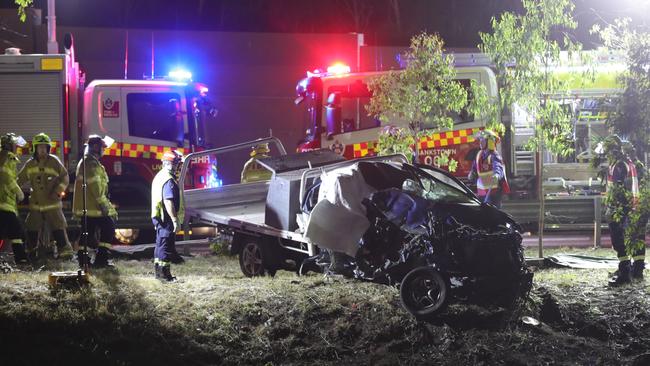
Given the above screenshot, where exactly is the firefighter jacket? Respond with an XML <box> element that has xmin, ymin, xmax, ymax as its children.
<box><xmin>151</xmin><ymin>168</ymin><xmax>184</xmax><ymax>224</ymax></box>
<box><xmin>17</xmin><ymin>154</ymin><xmax>68</xmax><ymax>212</ymax></box>
<box><xmin>72</xmin><ymin>154</ymin><xmax>116</xmax><ymax>218</ymax></box>
<box><xmin>241</xmin><ymin>155</ymin><xmax>273</xmax><ymax>183</ymax></box>
<box><xmin>470</xmin><ymin>149</ymin><xmax>510</xmax><ymax>196</ymax></box>
<box><xmin>0</xmin><ymin>150</ymin><xmax>23</xmax><ymax>214</ymax></box>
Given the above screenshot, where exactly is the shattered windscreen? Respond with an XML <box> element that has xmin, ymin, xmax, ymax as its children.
<box><xmin>413</xmin><ymin>167</ymin><xmax>479</xmax><ymax>205</ymax></box>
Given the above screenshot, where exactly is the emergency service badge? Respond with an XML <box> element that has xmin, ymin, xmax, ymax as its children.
<box><xmin>102</xmin><ymin>98</ymin><xmax>120</xmax><ymax>118</ymax></box>
<box><xmin>330</xmin><ymin>140</ymin><xmax>345</xmax><ymax>156</ymax></box>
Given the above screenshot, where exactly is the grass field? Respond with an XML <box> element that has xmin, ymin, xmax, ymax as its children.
<box><xmin>1</xmin><ymin>249</ymin><xmax>649</xmax><ymax>365</ymax></box>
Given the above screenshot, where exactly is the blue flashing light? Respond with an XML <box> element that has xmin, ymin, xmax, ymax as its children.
<box><xmin>168</xmin><ymin>68</ymin><xmax>193</xmax><ymax>81</ymax></box>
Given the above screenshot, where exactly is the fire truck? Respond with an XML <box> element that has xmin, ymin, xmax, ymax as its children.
<box><xmin>0</xmin><ymin>34</ymin><xmax>216</xmax><ymax>243</ymax></box>
<box><xmin>295</xmin><ymin>52</ymin><xmax>624</xmax><ymax>199</ymax></box>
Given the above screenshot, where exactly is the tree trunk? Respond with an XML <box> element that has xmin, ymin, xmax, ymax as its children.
<box><xmin>537</xmin><ymin>142</ymin><xmax>545</xmax><ymax>258</ymax></box>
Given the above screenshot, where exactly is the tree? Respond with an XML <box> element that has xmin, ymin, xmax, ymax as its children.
<box><xmin>479</xmin><ymin>0</ymin><xmax>581</xmax><ymax>258</ymax></box>
<box><xmin>367</xmin><ymin>32</ymin><xmax>490</xmax><ymax>168</ymax></box>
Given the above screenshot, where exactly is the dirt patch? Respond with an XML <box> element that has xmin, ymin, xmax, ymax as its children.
<box><xmin>0</xmin><ymin>251</ymin><xmax>648</xmax><ymax>365</ymax></box>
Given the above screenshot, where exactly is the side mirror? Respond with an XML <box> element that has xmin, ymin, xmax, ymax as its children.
<box><xmin>325</xmin><ymin>92</ymin><xmax>342</xmax><ymax>139</ymax></box>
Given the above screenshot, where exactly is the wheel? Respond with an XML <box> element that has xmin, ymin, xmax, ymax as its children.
<box><xmin>239</xmin><ymin>241</ymin><xmax>265</xmax><ymax>277</ymax></box>
<box><xmin>399</xmin><ymin>266</ymin><xmax>449</xmax><ymax>320</ymax></box>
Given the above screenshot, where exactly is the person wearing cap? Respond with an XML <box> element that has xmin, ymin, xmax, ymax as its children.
<box><xmin>151</xmin><ymin>150</ymin><xmax>184</xmax><ymax>281</ymax></box>
<box><xmin>241</xmin><ymin>143</ymin><xmax>273</xmax><ymax>183</ymax></box>
<box><xmin>17</xmin><ymin>133</ymin><xmax>73</xmax><ymax>261</ymax></box>
<box><xmin>72</xmin><ymin>135</ymin><xmax>117</xmax><ymax>267</ymax></box>
<box><xmin>605</xmin><ymin>136</ymin><xmax>639</xmax><ymax>286</ymax></box>
<box><xmin>467</xmin><ymin>130</ymin><xmax>510</xmax><ymax>208</ymax></box>
<box><xmin>0</xmin><ymin>133</ymin><xmax>28</xmax><ymax>264</ymax></box>
<box><xmin>621</xmin><ymin>141</ymin><xmax>646</xmax><ymax>281</ymax></box>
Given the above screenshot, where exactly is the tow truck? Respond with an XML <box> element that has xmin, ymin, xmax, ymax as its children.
<box><xmin>0</xmin><ymin>33</ymin><xmax>216</xmax><ymax>243</ymax></box>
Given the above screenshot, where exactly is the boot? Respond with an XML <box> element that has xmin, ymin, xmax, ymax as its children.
<box><xmin>154</xmin><ymin>262</ymin><xmax>162</xmax><ymax>279</ymax></box>
<box><xmin>53</xmin><ymin>230</ymin><xmax>73</xmax><ymax>260</ymax></box>
<box><xmin>632</xmin><ymin>261</ymin><xmax>645</xmax><ymax>280</ymax></box>
<box><xmin>159</xmin><ymin>264</ymin><xmax>177</xmax><ymax>282</ymax></box>
<box><xmin>77</xmin><ymin>250</ymin><xmax>91</xmax><ymax>268</ymax></box>
<box><xmin>609</xmin><ymin>261</ymin><xmax>632</xmax><ymax>286</ymax></box>
<box><xmin>12</xmin><ymin>243</ymin><xmax>28</xmax><ymax>265</ymax></box>
<box><xmin>92</xmin><ymin>247</ymin><xmax>112</xmax><ymax>268</ymax></box>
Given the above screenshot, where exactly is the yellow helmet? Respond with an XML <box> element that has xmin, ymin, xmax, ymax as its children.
<box><xmin>31</xmin><ymin>133</ymin><xmax>52</xmax><ymax>154</ymax></box>
<box><xmin>250</xmin><ymin>143</ymin><xmax>270</xmax><ymax>157</ymax></box>
<box><xmin>474</xmin><ymin>129</ymin><xmax>500</xmax><ymax>151</ymax></box>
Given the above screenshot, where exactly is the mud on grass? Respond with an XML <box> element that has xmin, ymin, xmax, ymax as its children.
<box><xmin>0</xmin><ymin>252</ymin><xmax>649</xmax><ymax>365</ymax></box>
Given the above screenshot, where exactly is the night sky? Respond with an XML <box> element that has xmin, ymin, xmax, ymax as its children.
<box><xmin>1</xmin><ymin>0</ymin><xmax>649</xmax><ymax>48</ymax></box>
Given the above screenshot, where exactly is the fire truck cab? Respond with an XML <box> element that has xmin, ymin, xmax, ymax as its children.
<box><xmin>295</xmin><ymin>61</ymin><xmax>499</xmax><ymax>178</ymax></box>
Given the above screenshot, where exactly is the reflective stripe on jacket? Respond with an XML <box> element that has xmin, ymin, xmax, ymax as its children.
<box><xmin>72</xmin><ymin>155</ymin><xmax>115</xmax><ymax>217</ymax></box>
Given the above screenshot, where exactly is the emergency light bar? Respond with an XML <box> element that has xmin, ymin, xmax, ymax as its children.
<box><xmin>305</xmin><ymin>63</ymin><xmax>351</xmax><ymax>78</ymax></box>
<box><xmin>168</xmin><ymin>68</ymin><xmax>193</xmax><ymax>81</ymax></box>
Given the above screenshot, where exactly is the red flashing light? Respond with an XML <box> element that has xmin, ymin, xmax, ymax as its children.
<box><xmin>327</xmin><ymin>63</ymin><xmax>351</xmax><ymax>75</ymax></box>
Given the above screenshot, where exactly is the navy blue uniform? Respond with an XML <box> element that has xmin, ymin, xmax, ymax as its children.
<box><xmin>153</xmin><ymin>180</ymin><xmax>180</xmax><ymax>263</ymax></box>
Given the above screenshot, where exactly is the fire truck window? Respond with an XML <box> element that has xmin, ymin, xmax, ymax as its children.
<box><xmin>127</xmin><ymin>93</ymin><xmax>183</xmax><ymax>142</ymax></box>
<box><xmin>339</xmin><ymin>96</ymin><xmax>379</xmax><ymax>131</ymax></box>
<box><xmin>449</xmin><ymin>79</ymin><xmax>474</xmax><ymax>124</ymax></box>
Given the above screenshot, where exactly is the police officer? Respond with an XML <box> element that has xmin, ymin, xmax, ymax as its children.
<box><xmin>241</xmin><ymin>143</ymin><xmax>273</xmax><ymax>183</ymax></box>
<box><xmin>72</xmin><ymin>135</ymin><xmax>116</xmax><ymax>267</ymax></box>
<box><xmin>622</xmin><ymin>141</ymin><xmax>646</xmax><ymax>280</ymax></box>
<box><xmin>152</xmin><ymin>150</ymin><xmax>184</xmax><ymax>281</ymax></box>
<box><xmin>0</xmin><ymin>133</ymin><xmax>28</xmax><ymax>264</ymax></box>
<box><xmin>606</xmin><ymin>136</ymin><xmax>639</xmax><ymax>286</ymax></box>
<box><xmin>468</xmin><ymin>130</ymin><xmax>510</xmax><ymax>208</ymax></box>
<box><xmin>17</xmin><ymin>133</ymin><xmax>73</xmax><ymax>260</ymax></box>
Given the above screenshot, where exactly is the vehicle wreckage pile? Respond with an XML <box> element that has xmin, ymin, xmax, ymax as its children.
<box><xmin>298</xmin><ymin>161</ymin><xmax>532</xmax><ymax>319</ymax></box>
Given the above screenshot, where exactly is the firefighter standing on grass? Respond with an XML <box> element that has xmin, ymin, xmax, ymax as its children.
<box><xmin>604</xmin><ymin>136</ymin><xmax>640</xmax><ymax>286</ymax></box>
<box><xmin>0</xmin><ymin>133</ymin><xmax>28</xmax><ymax>264</ymax></box>
<box><xmin>468</xmin><ymin>130</ymin><xmax>510</xmax><ymax>208</ymax></box>
<box><xmin>622</xmin><ymin>141</ymin><xmax>646</xmax><ymax>280</ymax></box>
<box><xmin>72</xmin><ymin>135</ymin><xmax>116</xmax><ymax>267</ymax></box>
<box><xmin>151</xmin><ymin>150</ymin><xmax>184</xmax><ymax>282</ymax></box>
<box><xmin>17</xmin><ymin>133</ymin><xmax>74</xmax><ymax>260</ymax></box>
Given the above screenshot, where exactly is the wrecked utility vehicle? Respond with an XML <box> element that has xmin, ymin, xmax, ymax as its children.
<box><xmin>180</xmin><ymin>138</ymin><xmax>532</xmax><ymax>319</ymax></box>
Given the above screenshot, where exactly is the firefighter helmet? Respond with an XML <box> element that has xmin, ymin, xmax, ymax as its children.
<box><xmin>162</xmin><ymin>150</ymin><xmax>183</xmax><ymax>165</ymax></box>
<box><xmin>87</xmin><ymin>134</ymin><xmax>108</xmax><ymax>147</ymax></box>
<box><xmin>475</xmin><ymin>129</ymin><xmax>500</xmax><ymax>150</ymax></box>
<box><xmin>1</xmin><ymin>133</ymin><xmax>26</xmax><ymax>151</ymax></box>
<box><xmin>250</xmin><ymin>143</ymin><xmax>271</xmax><ymax>157</ymax></box>
<box><xmin>31</xmin><ymin>133</ymin><xmax>52</xmax><ymax>154</ymax></box>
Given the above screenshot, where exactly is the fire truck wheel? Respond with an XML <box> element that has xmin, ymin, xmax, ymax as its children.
<box><xmin>399</xmin><ymin>266</ymin><xmax>449</xmax><ymax>320</ymax></box>
<box><xmin>239</xmin><ymin>240</ymin><xmax>266</xmax><ymax>277</ymax></box>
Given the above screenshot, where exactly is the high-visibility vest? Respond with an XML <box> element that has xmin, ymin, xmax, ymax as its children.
<box><xmin>0</xmin><ymin>150</ymin><xmax>22</xmax><ymax>214</ymax></box>
<box><xmin>476</xmin><ymin>151</ymin><xmax>499</xmax><ymax>190</ymax></box>
<box><xmin>17</xmin><ymin>155</ymin><xmax>68</xmax><ymax>212</ymax></box>
<box><xmin>72</xmin><ymin>154</ymin><xmax>116</xmax><ymax>217</ymax></box>
<box><xmin>607</xmin><ymin>159</ymin><xmax>639</xmax><ymax>207</ymax></box>
<box><xmin>151</xmin><ymin>169</ymin><xmax>184</xmax><ymax>223</ymax></box>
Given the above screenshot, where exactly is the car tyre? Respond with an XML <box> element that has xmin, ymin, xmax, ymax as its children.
<box><xmin>400</xmin><ymin>266</ymin><xmax>449</xmax><ymax>320</ymax></box>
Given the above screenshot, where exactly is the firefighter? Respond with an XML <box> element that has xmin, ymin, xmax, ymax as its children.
<box><xmin>152</xmin><ymin>150</ymin><xmax>184</xmax><ymax>281</ymax></box>
<box><xmin>622</xmin><ymin>141</ymin><xmax>646</xmax><ymax>280</ymax></box>
<box><xmin>72</xmin><ymin>135</ymin><xmax>117</xmax><ymax>267</ymax></box>
<box><xmin>17</xmin><ymin>133</ymin><xmax>73</xmax><ymax>260</ymax></box>
<box><xmin>0</xmin><ymin>133</ymin><xmax>28</xmax><ymax>264</ymax></box>
<box><xmin>468</xmin><ymin>130</ymin><xmax>510</xmax><ymax>208</ymax></box>
<box><xmin>241</xmin><ymin>143</ymin><xmax>273</xmax><ymax>183</ymax></box>
<box><xmin>605</xmin><ymin>136</ymin><xmax>639</xmax><ymax>286</ymax></box>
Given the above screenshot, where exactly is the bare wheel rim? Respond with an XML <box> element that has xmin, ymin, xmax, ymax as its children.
<box><xmin>242</xmin><ymin>243</ymin><xmax>263</xmax><ymax>275</ymax></box>
<box><xmin>408</xmin><ymin>273</ymin><xmax>444</xmax><ymax>310</ymax></box>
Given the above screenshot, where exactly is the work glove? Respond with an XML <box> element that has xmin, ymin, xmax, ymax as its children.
<box><xmin>100</xmin><ymin>202</ymin><xmax>111</xmax><ymax>217</ymax></box>
<box><xmin>15</xmin><ymin>189</ymin><xmax>25</xmax><ymax>202</ymax></box>
<box><xmin>172</xmin><ymin>219</ymin><xmax>179</xmax><ymax>234</ymax></box>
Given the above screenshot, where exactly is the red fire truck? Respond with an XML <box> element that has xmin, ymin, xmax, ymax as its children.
<box><xmin>295</xmin><ymin>53</ymin><xmax>624</xmax><ymax>200</ymax></box>
<box><xmin>0</xmin><ymin>34</ymin><xmax>216</xmax><ymax>243</ymax></box>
